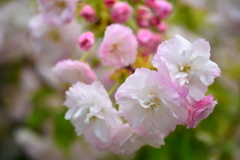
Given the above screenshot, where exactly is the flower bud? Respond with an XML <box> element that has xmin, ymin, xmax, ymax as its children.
<box><xmin>137</xmin><ymin>29</ymin><xmax>161</xmax><ymax>52</ymax></box>
<box><xmin>157</xmin><ymin>22</ymin><xmax>168</xmax><ymax>32</ymax></box>
<box><xmin>153</xmin><ymin>0</ymin><xmax>173</xmax><ymax>19</ymax></box>
<box><xmin>150</xmin><ymin>16</ymin><xmax>161</xmax><ymax>26</ymax></box>
<box><xmin>111</xmin><ymin>2</ymin><xmax>132</xmax><ymax>23</ymax></box>
<box><xmin>136</xmin><ymin>6</ymin><xmax>152</xmax><ymax>27</ymax></box>
<box><xmin>104</xmin><ymin>0</ymin><xmax>116</xmax><ymax>8</ymax></box>
<box><xmin>80</xmin><ymin>5</ymin><xmax>95</xmax><ymax>22</ymax></box>
<box><xmin>77</xmin><ymin>32</ymin><xmax>94</xmax><ymax>51</ymax></box>
<box><xmin>144</xmin><ymin>0</ymin><xmax>156</xmax><ymax>8</ymax></box>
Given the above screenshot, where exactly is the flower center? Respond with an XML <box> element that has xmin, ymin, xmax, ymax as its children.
<box><xmin>47</xmin><ymin>30</ymin><xmax>61</xmax><ymax>42</ymax></box>
<box><xmin>180</xmin><ymin>63</ymin><xmax>191</xmax><ymax>72</ymax></box>
<box><xmin>139</xmin><ymin>93</ymin><xmax>161</xmax><ymax>111</ymax></box>
<box><xmin>110</xmin><ymin>44</ymin><xmax>119</xmax><ymax>53</ymax></box>
<box><xmin>56</xmin><ymin>1</ymin><xmax>67</xmax><ymax>10</ymax></box>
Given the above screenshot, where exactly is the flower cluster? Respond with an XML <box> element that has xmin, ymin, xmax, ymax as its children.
<box><xmin>28</xmin><ymin>0</ymin><xmax>221</xmax><ymax>156</ymax></box>
<box><xmin>62</xmin><ymin>34</ymin><xmax>220</xmax><ymax>155</ymax></box>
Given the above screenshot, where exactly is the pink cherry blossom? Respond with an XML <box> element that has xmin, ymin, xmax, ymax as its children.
<box><xmin>111</xmin><ymin>2</ymin><xmax>133</xmax><ymax>23</ymax></box>
<box><xmin>153</xmin><ymin>0</ymin><xmax>173</xmax><ymax>19</ymax></box>
<box><xmin>64</xmin><ymin>81</ymin><xmax>122</xmax><ymax>144</ymax></box>
<box><xmin>99</xmin><ymin>24</ymin><xmax>138</xmax><ymax>69</ymax></box>
<box><xmin>115</xmin><ymin>68</ymin><xmax>188</xmax><ymax>135</ymax></box>
<box><xmin>153</xmin><ymin>34</ymin><xmax>221</xmax><ymax>101</ymax></box>
<box><xmin>52</xmin><ymin>59</ymin><xmax>97</xmax><ymax>84</ymax></box>
<box><xmin>37</xmin><ymin>0</ymin><xmax>76</xmax><ymax>26</ymax></box>
<box><xmin>80</xmin><ymin>5</ymin><xmax>95</xmax><ymax>22</ymax></box>
<box><xmin>104</xmin><ymin>0</ymin><xmax>116</xmax><ymax>8</ymax></box>
<box><xmin>186</xmin><ymin>95</ymin><xmax>217</xmax><ymax>128</ymax></box>
<box><xmin>111</xmin><ymin>123</ymin><xmax>165</xmax><ymax>155</ymax></box>
<box><xmin>77</xmin><ymin>32</ymin><xmax>95</xmax><ymax>51</ymax></box>
<box><xmin>137</xmin><ymin>29</ymin><xmax>161</xmax><ymax>53</ymax></box>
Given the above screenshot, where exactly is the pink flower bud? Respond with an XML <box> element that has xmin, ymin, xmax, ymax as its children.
<box><xmin>157</xmin><ymin>22</ymin><xmax>168</xmax><ymax>32</ymax></box>
<box><xmin>137</xmin><ymin>29</ymin><xmax>161</xmax><ymax>52</ymax></box>
<box><xmin>136</xmin><ymin>6</ymin><xmax>152</xmax><ymax>27</ymax></box>
<box><xmin>150</xmin><ymin>16</ymin><xmax>161</xmax><ymax>26</ymax></box>
<box><xmin>136</xmin><ymin>18</ymin><xmax>150</xmax><ymax>28</ymax></box>
<box><xmin>111</xmin><ymin>2</ymin><xmax>133</xmax><ymax>23</ymax></box>
<box><xmin>153</xmin><ymin>0</ymin><xmax>173</xmax><ymax>19</ymax></box>
<box><xmin>104</xmin><ymin>0</ymin><xmax>116</xmax><ymax>8</ymax></box>
<box><xmin>80</xmin><ymin>5</ymin><xmax>95</xmax><ymax>22</ymax></box>
<box><xmin>144</xmin><ymin>0</ymin><xmax>156</xmax><ymax>8</ymax></box>
<box><xmin>77</xmin><ymin>32</ymin><xmax>94</xmax><ymax>51</ymax></box>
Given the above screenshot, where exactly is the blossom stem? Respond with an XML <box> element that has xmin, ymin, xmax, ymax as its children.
<box><xmin>108</xmin><ymin>81</ymin><xmax>119</xmax><ymax>96</ymax></box>
<box><xmin>80</xmin><ymin>51</ymin><xmax>90</xmax><ymax>61</ymax></box>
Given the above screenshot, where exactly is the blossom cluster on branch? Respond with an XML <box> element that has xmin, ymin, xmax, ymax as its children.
<box><xmin>28</xmin><ymin>0</ymin><xmax>221</xmax><ymax>156</ymax></box>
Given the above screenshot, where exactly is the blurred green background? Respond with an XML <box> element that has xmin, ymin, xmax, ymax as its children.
<box><xmin>0</xmin><ymin>0</ymin><xmax>239</xmax><ymax>160</ymax></box>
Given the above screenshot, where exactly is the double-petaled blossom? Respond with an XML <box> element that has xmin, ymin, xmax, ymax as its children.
<box><xmin>186</xmin><ymin>95</ymin><xmax>217</xmax><ymax>128</ymax></box>
<box><xmin>111</xmin><ymin>2</ymin><xmax>133</xmax><ymax>23</ymax></box>
<box><xmin>77</xmin><ymin>32</ymin><xmax>95</xmax><ymax>51</ymax></box>
<box><xmin>28</xmin><ymin>14</ymin><xmax>81</xmax><ymax>58</ymax></box>
<box><xmin>99</xmin><ymin>24</ymin><xmax>138</xmax><ymax>69</ymax></box>
<box><xmin>111</xmin><ymin>123</ymin><xmax>165</xmax><ymax>155</ymax></box>
<box><xmin>152</xmin><ymin>34</ymin><xmax>221</xmax><ymax>101</ymax></box>
<box><xmin>37</xmin><ymin>0</ymin><xmax>76</xmax><ymax>26</ymax></box>
<box><xmin>80</xmin><ymin>5</ymin><xmax>95</xmax><ymax>22</ymax></box>
<box><xmin>115</xmin><ymin>68</ymin><xmax>188</xmax><ymax>135</ymax></box>
<box><xmin>64</xmin><ymin>81</ymin><xmax>122</xmax><ymax>150</ymax></box>
<box><xmin>52</xmin><ymin>59</ymin><xmax>97</xmax><ymax>84</ymax></box>
<box><xmin>153</xmin><ymin>0</ymin><xmax>173</xmax><ymax>19</ymax></box>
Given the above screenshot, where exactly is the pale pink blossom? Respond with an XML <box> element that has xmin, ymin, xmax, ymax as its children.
<box><xmin>153</xmin><ymin>34</ymin><xmax>221</xmax><ymax>101</ymax></box>
<box><xmin>99</xmin><ymin>24</ymin><xmax>138</xmax><ymax>69</ymax></box>
<box><xmin>115</xmin><ymin>68</ymin><xmax>188</xmax><ymax>135</ymax></box>
<box><xmin>111</xmin><ymin>123</ymin><xmax>165</xmax><ymax>155</ymax></box>
<box><xmin>111</xmin><ymin>2</ymin><xmax>133</xmax><ymax>23</ymax></box>
<box><xmin>104</xmin><ymin>0</ymin><xmax>116</xmax><ymax>8</ymax></box>
<box><xmin>52</xmin><ymin>59</ymin><xmax>96</xmax><ymax>84</ymax></box>
<box><xmin>186</xmin><ymin>95</ymin><xmax>217</xmax><ymax>128</ymax></box>
<box><xmin>78</xmin><ymin>32</ymin><xmax>95</xmax><ymax>51</ymax></box>
<box><xmin>28</xmin><ymin>14</ymin><xmax>81</xmax><ymax>60</ymax></box>
<box><xmin>64</xmin><ymin>81</ymin><xmax>122</xmax><ymax>145</ymax></box>
<box><xmin>80</xmin><ymin>5</ymin><xmax>95</xmax><ymax>22</ymax></box>
<box><xmin>137</xmin><ymin>29</ymin><xmax>161</xmax><ymax>53</ymax></box>
<box><xmin>153</xmin><ymin>0</ymin><xmax>173</xmax><ymax>19</ymax></box>
<box><xmin>37</xmin><ymin>0</ymin><xmax>76</xmax><ymax>26</ymax></box>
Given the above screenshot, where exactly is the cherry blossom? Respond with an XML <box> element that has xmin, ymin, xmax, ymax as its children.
<box><xmin>37</xmin><ymin>0</ymin><xmax>76</xmax><ymax>26</ymax></box>
<box><xmin>153</xmin><ymin>34</ymin><xmax>221</xmax><ymax>101</ymax></box>
<box><xmin>111</xmin><ymin>123</ymin><xmax>165</xmax><ymax>155</ymax></box>
<box><xmin>99</xmin><ymin>24</ymin><xmax>138</xmax><ymax>69</ymax></box>
<box><xmin>64</xmin><ymin>81</ymin><xmax>122</xmax><ymax>145</ymax></box>
<box><xmin>115</xmin><ymin>68</ymin><xmax>188</xmax><ymax>135</ymax></box>
<box><xmin>52</xmin><ymin>59</ymin><xmax>97</xmax><ymax>84</ymax></box>
<box><xmin>111</xmin><ymin>2</ymin><xmax>133</xmax><ymax>23</ymax></box>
